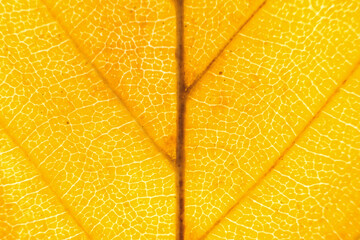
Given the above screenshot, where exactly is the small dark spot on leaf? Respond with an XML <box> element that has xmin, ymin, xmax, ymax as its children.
<box><xmin>219</xmin><ymin>71</ymin><xmax>223</xmax><ymax>75</ymax></box>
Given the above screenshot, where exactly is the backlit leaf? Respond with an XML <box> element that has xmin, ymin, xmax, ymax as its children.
<box><xmin>1</xmin><ymin>0</ymin><xmax>359</xmax><ymax>239</ymax></box>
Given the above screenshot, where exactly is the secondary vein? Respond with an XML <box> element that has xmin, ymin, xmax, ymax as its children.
<box><xmin>0</xmin><ymin>121</ymin><xmax>93</xmax><ymax>240</ymax></box>
<box><xmin>185</xmin><ymin>0</ymin><xmax>267</xmax><ymax>95</ymax></box>
<box><xmin>38</xmin><ymin>0</ymin><xmax>174</xmax><ymax>167</ymax></box>
<box><xmin>198</xmin><ymin>60</ymin><xmax>360</xmax><ymax>240</ymax></box>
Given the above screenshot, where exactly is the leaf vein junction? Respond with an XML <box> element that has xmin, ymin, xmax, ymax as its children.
<box><xmin>38</xmin><ymin>0</ymin><xmax>174</xmax><ymax>166</ymax></box>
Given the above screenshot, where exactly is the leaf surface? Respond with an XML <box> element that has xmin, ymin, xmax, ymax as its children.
<box><xmin>1</xmin><ymin>0</ymin><xmax>360</xmax><ymax>239</ymax></box>
<box><xmin>0</xmin><ymin>0</ymin><xmax>175</xmax><ymax>238</ymax></box>
<box><xmin>184</xmin><ymin>0</ymin><xmax>360</xmax><ymax>238</ymax></box>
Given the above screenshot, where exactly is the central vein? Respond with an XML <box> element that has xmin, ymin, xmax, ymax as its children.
<box><xmin>175</xmin><ymin>0</ymin><xmax>185</xmax><ymax>239</ymax></box>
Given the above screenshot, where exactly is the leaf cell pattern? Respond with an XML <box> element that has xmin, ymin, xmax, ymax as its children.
<box><xmin>0</xmin><ymin>0</ymin><xmax>360</xmax><ymax>239</ymax></box>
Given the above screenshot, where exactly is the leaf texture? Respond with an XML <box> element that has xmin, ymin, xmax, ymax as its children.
<box><xmin>43</xmin><ymin>0</ymin><xmax>178</xmax><ymax>159</ymax></box>
<box><xmin>0</xmin><ymin>0</ymin><xmax>175</xmax><ymax>238</ymax></box>
<box><xmin>0</xmin><ymin>0</ymin><xmax>360</xmax><ymax>239</ymax></box>
<box><xmin>184</xmin><ymin>0</ymin><xmax>360</xmax><ymax>238</ymax></box>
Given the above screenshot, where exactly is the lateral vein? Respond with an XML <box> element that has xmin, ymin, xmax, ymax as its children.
<box><xmin>185</xmin><ymin>0</ymin><xmax>267</xmax><ymax>95</ymax></box>
<box><xmin>198</xmin><ymin>60</ymin><xmax>360</xmax><ymax>240</ymax></box>
<box><xmin>0</xmin><ymin>121</ymin><xmax>93</xmax><ymax>240</ymax></box>
<box><xmin>38</xmin><ymin>0</ymin><xmax>174</xmax><ymax>166</ymax></box>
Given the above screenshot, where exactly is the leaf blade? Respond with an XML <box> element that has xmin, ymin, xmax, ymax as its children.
<box><xmin>184</xmin><ymin>0</ymin><xmax>266</xmax><ymax>87</ymax></box>
<box><xmin>41</xmin><ymin>0</ymin><xmax>178</xmax><ymax>159</ymax></box>
<box><xmin>204</xmin><ymin>65</ymin><xmax>360</xmax><ymax>239</ymax></box>
<box><xmin>0</xmin><ymin>127</ymin><xmax>88</xmax><ymax>240</ymax></box>
<box><xmin>184</xmin><ymin>0</ymin><xmax>360</xmax><ymax>238</ymax></box>
<box><xmin>0</xmin><ymin>0</ymin><xmax>176</xmax><ymax>238</ymax></box>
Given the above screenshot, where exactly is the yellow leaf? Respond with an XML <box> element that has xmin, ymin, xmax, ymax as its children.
<box><xmin>1</xmin><ymin>0</ymin><xmax>360</xmax><ymax>239</ymax></box>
